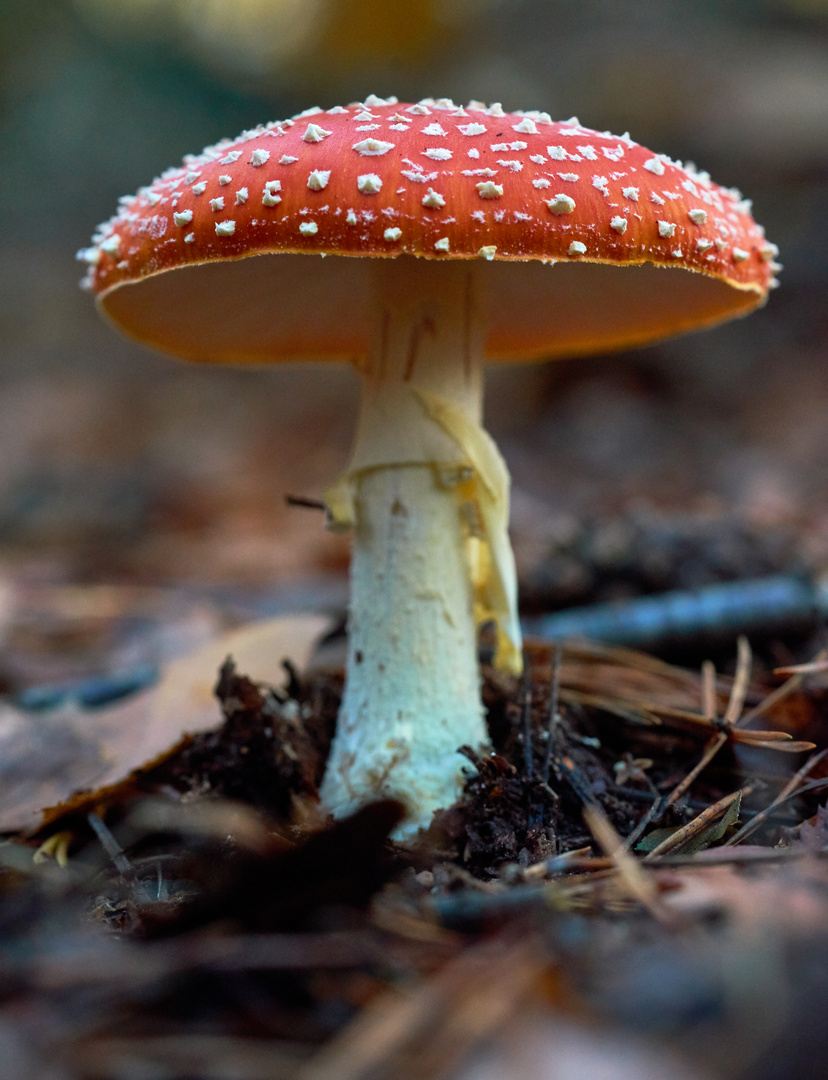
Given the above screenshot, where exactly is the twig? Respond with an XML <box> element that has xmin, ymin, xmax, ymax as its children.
<box><xmin>701</xmin><ymin>658</ymin><xmax>717</xmax><ymax>721</ymax></box>
<box><xmin>724</xmin><ymin>749</ymin><xmax>828</xmax><ymax>846</ymax></box>
<box><xmin>285</xmin><ymin>494</ymin><xmax>327</xmax><ymax>510</ymax></box>
<box><xmin>664</xmin><ymin>658</ymin><xmax>727</xmax><ymax>809</ymax></box>
<box><xmin>655</xmin><ymin>847</ymin><xmax>827</xmax><ymax>867</ymax></box>
<box><xmin>775</xmin><ymin>776</ymin><xmax>828</xmax><ymax>804</ymax></box>
<box><xmin>557</xmin><ymin>755</ymin><xmax>598</xmax><ymax>807</ymax></box>
<box><xmin>643</xmin><ymin>788</ymin><xmax>749</xmax><ymax>860</ymax></box>
<box><xmin>87</xmin><ymin>811</ymin><xmax>153</xmax><ymax>904</ymax></box>
<box><xmin>430</xmin><ymin>845</ymin><xmax>828</xmax><ymax>927</ymax></box>
<box><xmin>583</xmin><ymin>804</ymin><xmax>680</xmax><ymax>927</ymax></box>
<box><xmin>740</xmin><ymin>648</ymin><xmax>827</xmax><ymax>725</ymax></box>
<box><xmin>622</xmin><ymin>796</ymin><xmax>665</xmax><ymax>852</ymax></box>
<box><xmin>666</xmin><ymin>734</ymin><xmax>728</xmax><ymax>809</ymax></box>
<box><xmin>521</xmin><ymin>845</ymin><xmax>593</xmax><ymax>881</ymax></box>
<box><xmin>773</xmin><ymin>655</ymin><xmax>828</xmax><ymax>676</ymax></box>
<box><xmin>724</xmin><ymin>635</ymin><xmax>752</xmax><ymax>727</ymax></box>
<box><xmin>528</xmin><ymin>573</ymin><xmax>828</xmax><ymax>651</ymax></box>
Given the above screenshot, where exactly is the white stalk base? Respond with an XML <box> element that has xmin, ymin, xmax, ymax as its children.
<box><xmin>320</xmin><ymin>463</ymin><xmax>486</xmax><ymax>835</ymax></box>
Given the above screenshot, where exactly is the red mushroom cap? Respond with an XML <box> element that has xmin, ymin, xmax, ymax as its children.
<box><xmin>80</xmin><ymin>95</ymin><xmax>779</xmax><ymax>365</ymax></box>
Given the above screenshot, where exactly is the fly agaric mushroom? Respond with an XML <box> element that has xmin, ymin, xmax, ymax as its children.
<box><xmin>79</xmin><ymin>95</ymin><xmax>778</xmax><ymax>837</ymax></box>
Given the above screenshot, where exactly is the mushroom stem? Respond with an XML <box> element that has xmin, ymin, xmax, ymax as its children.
<box><xmin>320</xmin><ymin>258</ymin><xmax>513</xmax><ymax>836</ymax></box>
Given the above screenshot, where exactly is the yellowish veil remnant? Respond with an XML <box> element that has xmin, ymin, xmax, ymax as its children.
<box><xmin>325</xmin><ymin>384</ymin><xmax>522</xmax><ymax>676</ymax></box>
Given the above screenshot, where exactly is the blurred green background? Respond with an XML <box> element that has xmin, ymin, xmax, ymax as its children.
<box><xmin>0</xmin><ymin>0</ymin><xmax>827</xmax><ymax>683</ymax></box>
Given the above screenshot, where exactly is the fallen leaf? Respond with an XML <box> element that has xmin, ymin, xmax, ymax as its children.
<box><xmin>0</xmin><ymin>614</ymin><xmax>331</xmax><ymax>834</ymax></box>
<box><xmin>637</xmin><ymin>794</ymin><xmax>742</xmax><ymax>855</ymax></box>
<box><xmin>796</xmin><ymin>803</ymin><xmax>828</xmax><ymax>853</ymax></box>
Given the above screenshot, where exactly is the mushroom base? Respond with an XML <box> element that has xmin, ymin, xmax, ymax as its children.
<box><xmin>320</xmin><ymin>463</ymin><xmax>487</xmax><ymax>834</ymax></box>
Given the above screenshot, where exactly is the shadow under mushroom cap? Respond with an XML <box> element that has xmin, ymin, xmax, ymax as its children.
<box><xmin>99</xmin><ymin>253</ymin><xmax>765</xmax><ymax>366</ymax></box>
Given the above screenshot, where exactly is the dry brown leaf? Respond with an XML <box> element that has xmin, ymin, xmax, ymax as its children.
<box><xmin>151</xmin><ymin>614</ymin><xmax>331</xmax><ymax>727</ymax></box>
<box><xmin>0</xmin><ymin>614</ymin><xmax>330</xmax><ymax>833</ymax></box>
<box><xmin>660</xmin><ymin>858</ymin><xmax>828</xmax><ymax>932</ymax></box>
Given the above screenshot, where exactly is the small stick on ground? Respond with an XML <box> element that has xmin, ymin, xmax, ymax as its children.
<box><xmin>557</xmin><ymin>755</ymin><xmax>598</xmax><ymax>808</ymax></box>
<box><xmin>725</xmin><ymin>748</ymin><xmax>828</xmax><ymax>846</ymax></box>
<box><xmin>740</xmin><ymin>648</ymin><xmax>828</xmax><ymax>725</ymax></box>
<box><xmin>521</xmin><ymin>845</ymin><xmax>593</xmax><ymax>881</ymax></box>
<box><xmin>623</xmin><ymin>796</ymin><xmax>666</xmax><ymax>852</ymax></box>
<box><xmin>583</xmin><ymin>804</ymin><xmax>680</xmax><ymax>927</ymax></box>
<box><xmin>773</xmin><ymin>653</ymin><xmax>828</xmax><ymax>677</ymax></box>
<box><xmin>285</xmin><ymin>494</ymin><xmax>327</xmax><ymax>510</ymax></box>
<box><xmin>665</xmin><ymin>734</ymin><xmax>728</xmax><ymax>810</ymax></box>
<box><xmin>701</xmin><ymin>657</ymin><xmax>718</xmax><ymax>721</ymax></box>
<box><xmin>664</xmin><ymin>658</ymin><xmax>727</xmax><ymax>809</ymax></box>
<box><xmin>87</xmin><ymin>811</ymin><xmax>153</xmax><ymax>904</ymax></box>
<box><xmin>724</xmin><ymin>635</ymin><xmax>753</xmax><ymax>728</ymax></box>
<box><xmin>644</xmin><ymin>788</ymin><xmax>750</xmax><ymax>860</ymax></box>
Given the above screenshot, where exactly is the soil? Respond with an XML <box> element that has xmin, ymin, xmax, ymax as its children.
<box><xmin>2</xmin><ymin>636</ymin><xmax>825</xmax><ymax>1080</ymax></box>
